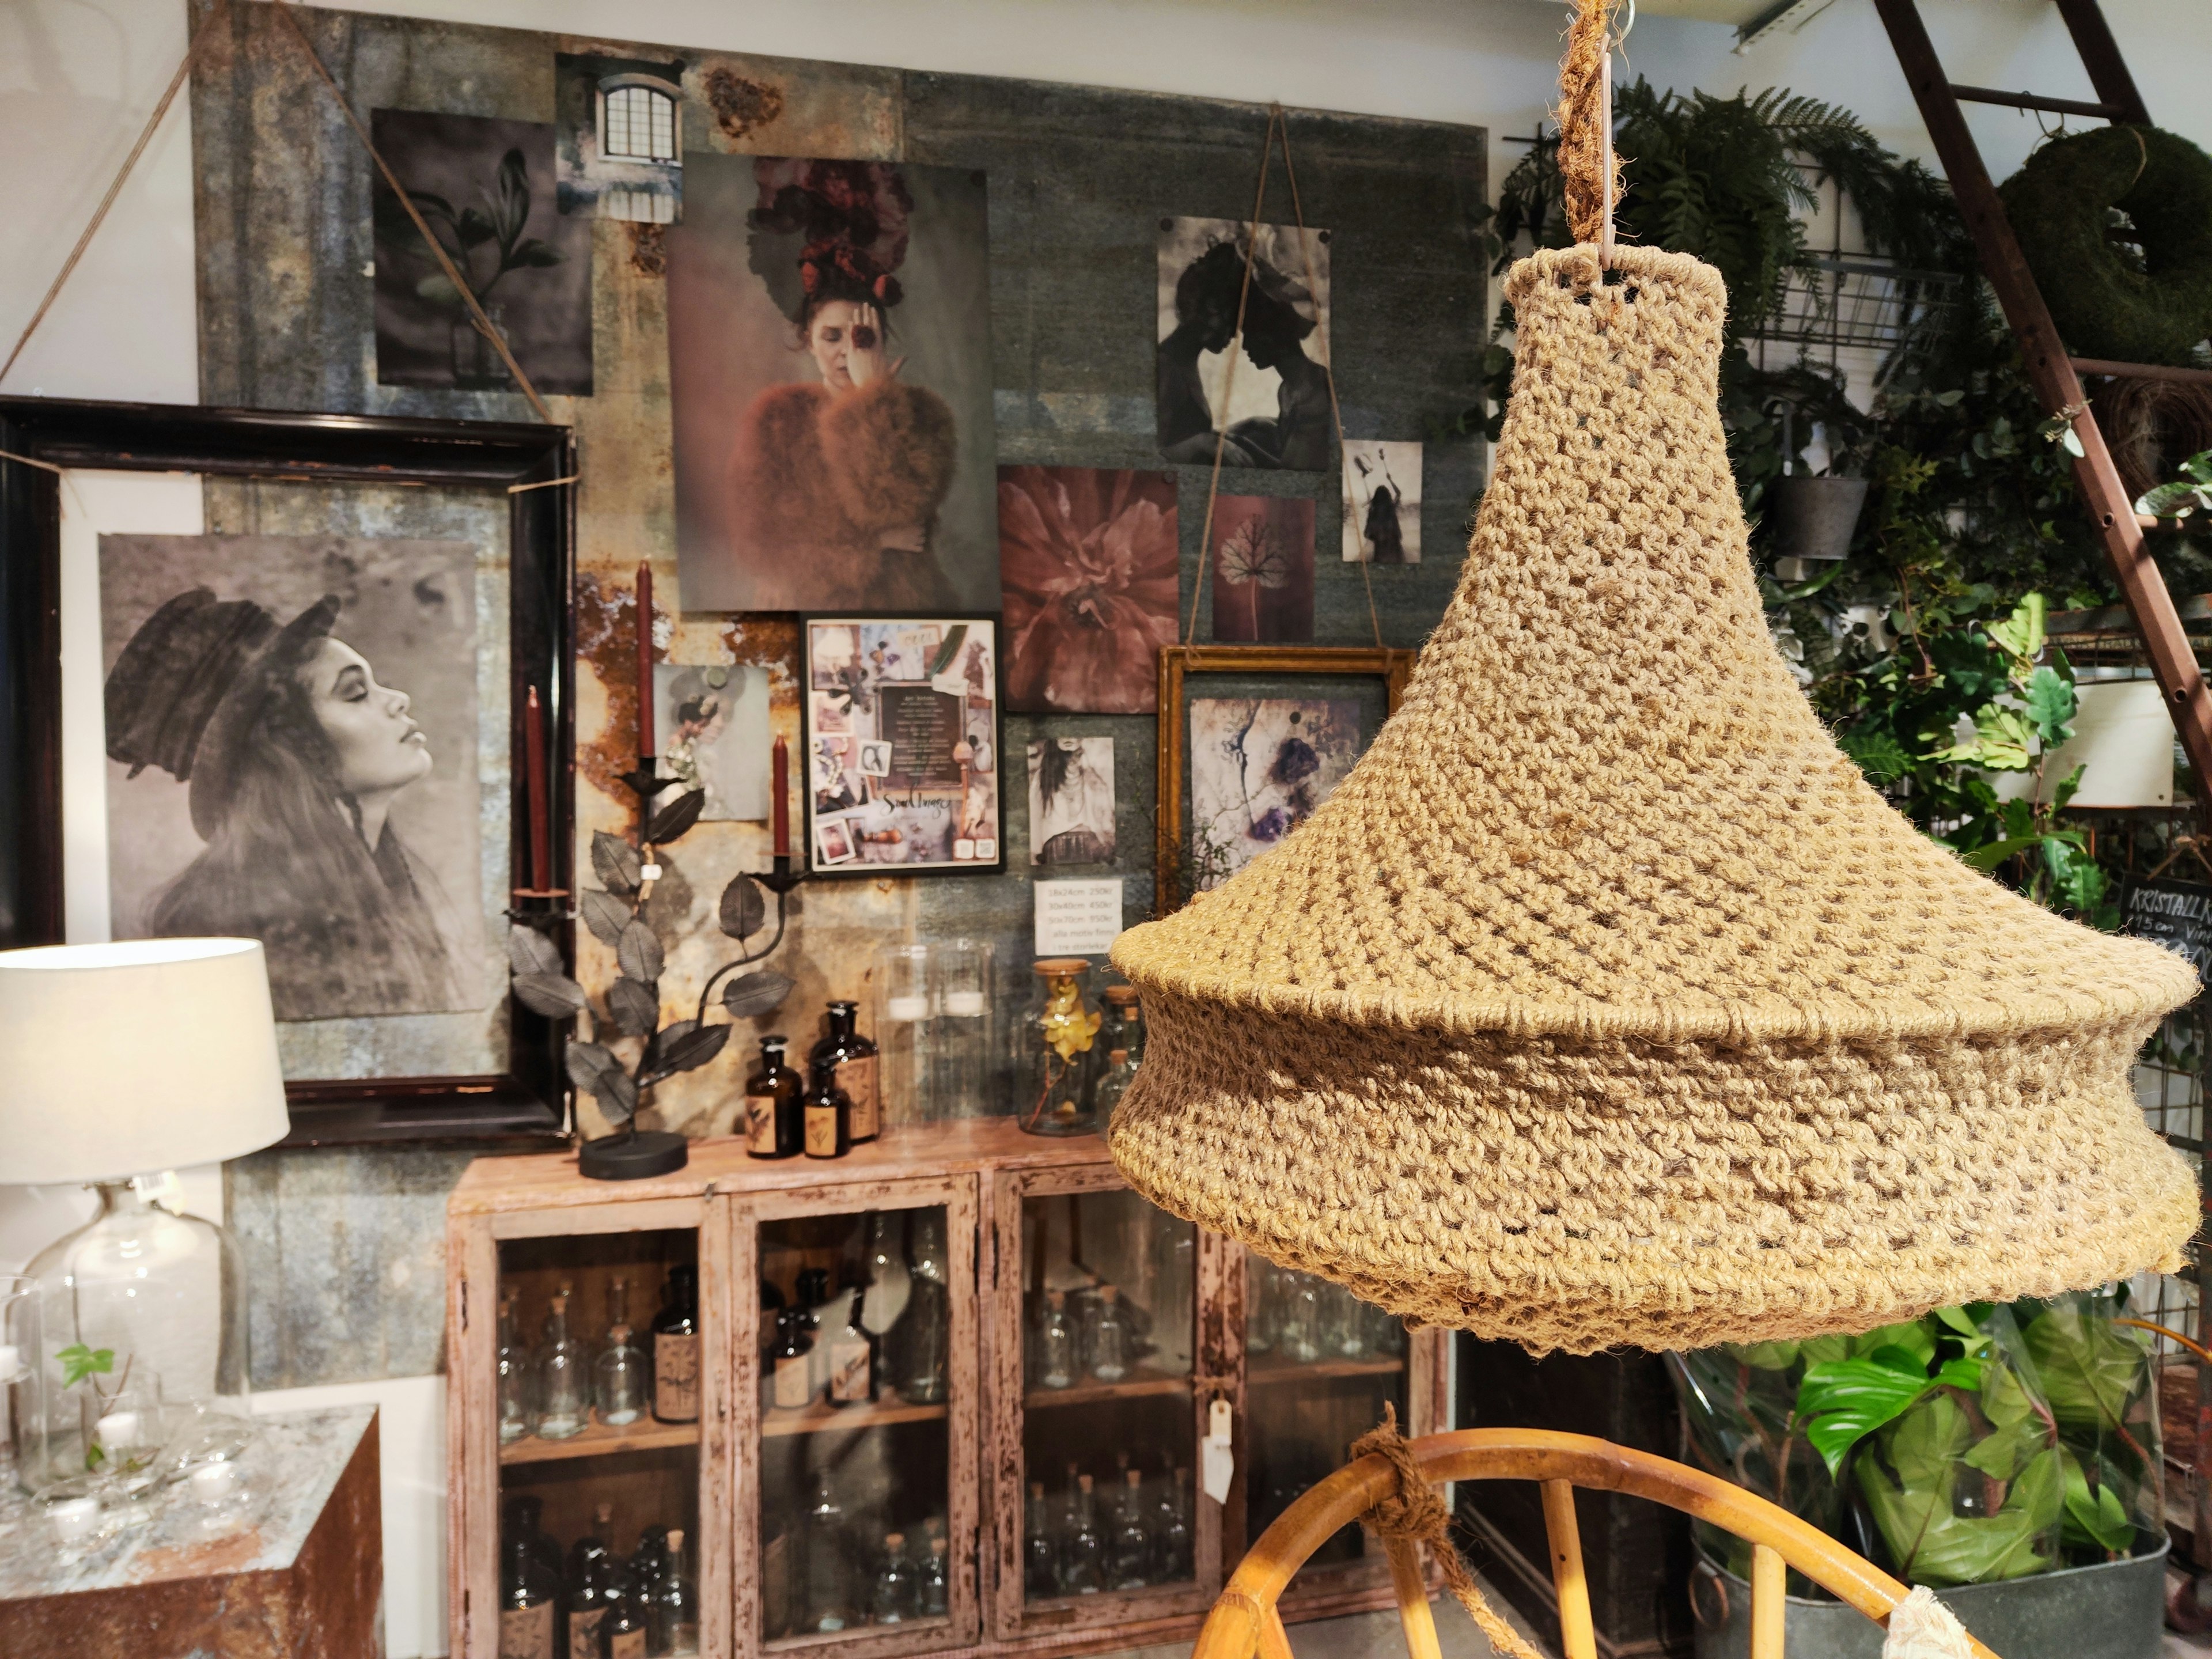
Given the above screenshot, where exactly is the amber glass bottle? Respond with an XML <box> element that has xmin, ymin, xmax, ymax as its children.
<box><xmin>744</xmin><ymin>1035</ymin><xmax>805</xmax><ymax>1159</ymax></box>
<box><xmin>810</xmin><ymin>1001</ymin><xmax>880</xmax><ymax>1142</ymax></box>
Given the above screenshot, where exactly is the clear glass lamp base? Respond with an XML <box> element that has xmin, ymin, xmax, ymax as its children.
<box><xmin>21</xmin><ymin>1180</ymin><xmax>254</xmax><ymax>1501</ymax></box>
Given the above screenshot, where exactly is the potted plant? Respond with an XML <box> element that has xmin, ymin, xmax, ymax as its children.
<box><xmin>1670</xmin><ymin>1291</ymin><xmax>2168</xmax><ymax>1658</ymax></box>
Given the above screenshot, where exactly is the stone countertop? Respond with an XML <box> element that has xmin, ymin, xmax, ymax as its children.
<box><xmin>0</xmin><ymin>1405</ymin><xmax>376</xmax><ymax>1601</ymax></box>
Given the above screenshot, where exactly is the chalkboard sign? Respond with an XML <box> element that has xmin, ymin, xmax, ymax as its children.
<box><xmin>2122</xmin><ymin>879</ymin><xmax>2212</xmax><ymax>979</ymax></box>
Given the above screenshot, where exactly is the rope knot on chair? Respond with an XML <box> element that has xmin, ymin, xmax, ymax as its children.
<box><xmin>1348</xmin><ymin>1408</ymin><xmax>1549</xmax><ymax>1659</ymax></box>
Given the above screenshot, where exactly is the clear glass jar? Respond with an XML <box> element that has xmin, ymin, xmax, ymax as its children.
<box><xmin>24</xmin><ymin>1180</ymin><xmax>252</xmax><ymax>1498</ymax></box>
<box><xmin>876</xmin><ymin>940</ymin><xmax>995</xmax><ymax>1124</ymax></box>
<box><xmin>1017</xmin><ymin>959</ymin><xmax>1103</xmax><ymax>1137</ymax></box>
<box><xmin>2</xmin><ymin>1276</ymin><xmax>46</xmax><ymax>1497</ymax></box>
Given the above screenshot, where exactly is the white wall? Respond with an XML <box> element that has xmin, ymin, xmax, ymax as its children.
<box><xmin>8</xmin><ymin>1</ymin><xmax>2212</xmax><ymax>1652</ymax></box>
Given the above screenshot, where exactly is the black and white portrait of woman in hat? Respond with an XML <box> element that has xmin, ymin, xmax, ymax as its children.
<box><xmin>100</xmin><ymin>540</ymin><xmax>485</xmax><ymax>1024</ymax></box>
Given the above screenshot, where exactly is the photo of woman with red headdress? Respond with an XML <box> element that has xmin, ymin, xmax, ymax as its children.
<box><xmin>667</xmin><ymin>155</ymin><xmax>1001</xmax><ymax>613</ymax></box>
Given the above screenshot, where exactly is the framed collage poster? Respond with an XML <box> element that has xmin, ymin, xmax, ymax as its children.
<box><xmin>800</xmin><ymin>615</ymin><xmax>1005</xmax><ymax>877</ymax></box>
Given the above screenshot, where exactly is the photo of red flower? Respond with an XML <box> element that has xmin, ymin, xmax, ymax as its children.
<box><xmin>999</xmin><ymin>465</ymin><xmax>1180</xmax><ymax>714</ymax></box>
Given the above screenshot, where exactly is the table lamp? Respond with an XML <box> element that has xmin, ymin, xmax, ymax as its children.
<box><xmin>0</xmin><ymin>938</ymin><xmax>289</xmax><ymax>1503</ymax></box>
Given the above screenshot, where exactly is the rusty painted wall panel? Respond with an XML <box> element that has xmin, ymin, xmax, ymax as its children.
<box><xmin>189</xmin><ymin>3</ymin><xmax>1483</xmax><ymax>1384</ymax></box>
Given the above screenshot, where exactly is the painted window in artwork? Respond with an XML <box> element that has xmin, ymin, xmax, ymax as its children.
<box><xmin>600</xmin><ymin>83</ymin><xmax>676</xmax><ymax>162</ymax></box>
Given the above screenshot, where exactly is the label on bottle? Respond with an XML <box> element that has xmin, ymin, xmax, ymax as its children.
<box><xmin>828</xmin><ymin>1334</ymin><xmax>872</xmax><ymax>1402</ymax></box>
<box><xmin>656</xmin><ymin>1332</ymin><xmax>700</xmax><ymax>1422</ymax></box>
<box><xmin>498</xmin><ymin>1603</ymin><xmax>553</xmax><ymax>1659</ymax></box>
<box><xmin>773</xmin><ymin>1350</ymin><xmax>813</xmax><ymax>1411</ymax></box>
<box><xmin>745</xmin><ymin>1092</ymin><xmax>780</xmax><ymax>1154</ymax></box>
<box><xmin>805</xmin><ymin>1103</ymin><xmax>840</xmax><ymax>1158</ymax></box>
<box><xmin>837</xmin><ymin>1054</ymin><xmax>879</xmax><ymax>1140</ymax></box>
<box><xmin>608</xmin><ymin>1627</ymin><xmax>647</xmax><ymax>1659</ymax></box>
<box><xmin>567</xmin><ymin>1607</ymin><xmax>607</xmax><ymax>1654</ymax></box>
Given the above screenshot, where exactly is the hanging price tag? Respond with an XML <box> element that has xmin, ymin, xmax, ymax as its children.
<box><xmin>1201</xmin><ymin>1397</ymin><xmax>1234</xmax><ymax>1504</ymax></box>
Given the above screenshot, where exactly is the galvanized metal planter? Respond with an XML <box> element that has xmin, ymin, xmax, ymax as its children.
<box><xmin>1691</xmin><ymin>1537</ymin><xmax>2169</xmax><ymax>1659</ymax></box>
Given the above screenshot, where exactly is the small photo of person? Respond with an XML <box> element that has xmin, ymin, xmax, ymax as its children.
<box><xmin>1342</xmin><ymin>440</ymin><xmax>1422</xmax><ymax>564</ymax></box>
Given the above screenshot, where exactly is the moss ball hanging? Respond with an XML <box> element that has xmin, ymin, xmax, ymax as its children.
<box><xmin>1999</xmin><ymin>124</ymin><xmax>2212</xmax><ymax>366</ymax></box>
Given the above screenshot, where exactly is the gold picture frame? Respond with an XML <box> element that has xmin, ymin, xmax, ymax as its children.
<box><xmin>1154</xmin><ymin>645</ymin><xmax>1415</xmax><ymax>913</ymax></box>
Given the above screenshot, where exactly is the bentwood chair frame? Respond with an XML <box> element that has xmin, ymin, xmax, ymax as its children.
<box><xmin>1190</xmin><ymin>1428</ymin><xmax>1999</xmax><ymax>1659</ymax></box>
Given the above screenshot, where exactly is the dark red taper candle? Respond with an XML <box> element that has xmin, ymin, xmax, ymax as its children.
<box><xmin>635</xmin><ymin>562</ymin><xmax>656</xmax><ymax>757</ymax></box>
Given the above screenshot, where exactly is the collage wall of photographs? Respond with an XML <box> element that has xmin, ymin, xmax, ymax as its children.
<box><xmin>378</xmin><ymin>78</ymin><xmax>1441</xmax><ymax>891</ymax></box>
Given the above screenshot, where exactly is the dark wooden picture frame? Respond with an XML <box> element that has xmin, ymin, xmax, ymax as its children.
<box><xmin>1155</xmin><ymin>644</ymin><xmax>1416</xmax><ymax>913</ymax></box>
<box><xmin>0</xmin><ymin>395</ymin><xmax>576</xmax><ymax>1146</ymax></box>
<box><xmin>798</xmin><ymin>612</ymin><xmax>1008</xmax><ymax>879</ymax></box>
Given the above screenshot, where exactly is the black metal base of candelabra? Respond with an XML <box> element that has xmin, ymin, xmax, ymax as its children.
<box><xmin>757</xmin><ymin>853</ymin><xmax>805</xmax><ymax>896</ymax></box>
<box><xmin>579</xmin><ymin>1127</ymin><xmax>689</xmax><ymax>1181</ymax></box>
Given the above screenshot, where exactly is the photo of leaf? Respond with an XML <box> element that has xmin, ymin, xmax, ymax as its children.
<box><xmin>372</xmin><ymin>109</ymin><xmax>594</xmax><ymax>395</ymax></box>
<box><xmin>1208</xmin><ymin>495</ymin><xmax>1315</xmax><ymax>643</ymax></box>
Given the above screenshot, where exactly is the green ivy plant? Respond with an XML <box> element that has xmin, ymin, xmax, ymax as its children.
<box><xmin>1821</xmin><ymin>592</ymin><xmax>2113</xmax><ymax>926</ymax></box>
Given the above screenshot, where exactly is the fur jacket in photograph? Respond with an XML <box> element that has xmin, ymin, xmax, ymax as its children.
<box><xmin>729</xmin><ymin>379</ymin><xmax>961</xmax><ymax>608</ymax></box>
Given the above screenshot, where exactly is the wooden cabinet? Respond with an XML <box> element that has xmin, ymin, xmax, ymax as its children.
<box><xmin>447</xmin><ymin>1120</ymin><xmax>1448</xmax><ymax>1659</ymax></box>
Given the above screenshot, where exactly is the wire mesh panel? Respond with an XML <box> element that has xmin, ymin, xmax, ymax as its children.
<box><xmin>1753</xmin><ymin>256</ymin><xmax>1960</xmax><ymax>357</ymax></box>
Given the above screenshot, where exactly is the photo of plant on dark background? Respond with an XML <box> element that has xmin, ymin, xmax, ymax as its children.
<box><xmin>371</xmin><ymin>108</ymin><xmax>594</xmax><ymax>395</ymax></box>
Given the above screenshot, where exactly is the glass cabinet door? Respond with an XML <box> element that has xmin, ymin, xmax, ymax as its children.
<box><xmin>734</xmin><ymin>1176</ymin><xmax>980</xmax><ymax>1658</ymax></box>
<box><xmin>481</xmin><ymin>1217</ymin><xmax>715</xmax><ymax>1659</ymax></box>
<box><xmin>1240</xmin><ymin>1254</ymin><xmax>1412</xmax><ymax>1586</ymax></box>
<box><xmin>990</xmin><ymin>1167</ymin><xmax>1215</xmax><ymax>1638</ymax></box>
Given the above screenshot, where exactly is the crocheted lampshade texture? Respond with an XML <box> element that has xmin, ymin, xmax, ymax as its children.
<box><xmin>1108</xmin><ymin>244</ymin><xmax>2199</xmax><ymax>1355</ymax></box>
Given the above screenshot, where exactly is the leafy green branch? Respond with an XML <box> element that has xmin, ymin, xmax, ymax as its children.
<box><xmin>376</xmin><ymin>146</ymin><xmax>564</xmax><ymax>313</ymax></box>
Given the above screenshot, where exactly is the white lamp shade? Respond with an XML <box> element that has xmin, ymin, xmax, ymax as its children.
<box><xmin>0</xmin><ymin>938</ymin><xmax>289</xmax><ymax>1184</ymax></box>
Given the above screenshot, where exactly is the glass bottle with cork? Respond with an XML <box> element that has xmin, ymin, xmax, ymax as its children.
<box><xmin>810</xmin><ymin>1001</ymin><xmax>880</xmax><ymax>1144</ymax></box>
<box><xmin>651</xmin><ymin>1264</ymin><xmax>701</xmax><ymax>1425</ymax></box>
<box><xmin>594</xmin><ymin>1277</ymin><xmax>648</xmax><ymax>1428</ymax></box>
<box><xmin>744</xmin><ymin>1035</ymin><xmax>804</xmax><ymax>1160</ymax></box>
<box><xmin>803</xmin><ymin>1062</ymin><xmax>851</xmax><ymax>1160</ymax></box>
<box><xmin>825</xmin><ymin>1288</ymin><xmax>874</xmax><ymax>1407</ymax></box>
<box><xmin>536</xmin><ymin>1286</ymin><xmax>588</xmax><ymax>1440</ymax></box>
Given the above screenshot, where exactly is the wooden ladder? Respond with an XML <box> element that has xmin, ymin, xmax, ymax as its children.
<box><xmin>1872</xmin><ymin>0</ymin><xmax>2212</xmax><ymax>788</ymax></box>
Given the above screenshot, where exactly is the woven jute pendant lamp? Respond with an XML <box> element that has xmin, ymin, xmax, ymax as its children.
<box><xmin>1107</xmin><ymin>7</ymin><xmax>2199</xmax><ymax>1357</ymax></box>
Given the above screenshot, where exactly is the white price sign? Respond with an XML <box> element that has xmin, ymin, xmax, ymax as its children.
<box><xmin>1032</xmin><ymin>878</ymin><xmax>1124</xmax><ymax>957</ymax></box>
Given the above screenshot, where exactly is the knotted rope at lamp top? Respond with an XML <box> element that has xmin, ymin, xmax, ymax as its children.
<box><xmin>1348</xmin><ymin>1407</ymin><xmax>1547</xmax><ymax>1659</ymax></box>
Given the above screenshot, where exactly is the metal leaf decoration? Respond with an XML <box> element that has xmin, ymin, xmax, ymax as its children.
<box><xmin>592</xmin><ymin>830</ymin><xmax>642</xmax><ymax>897</ymax></box>
<box><xmin>565</xmin><ymin>1041</ymin><xmax>637</xmax><ymax>1125</ymax></box>
<box><xmin>615</xmin><ymin>919</ymin><xmax>664</xmax><ymax>987</ymax></box>
<box><xmin>512</xmin><ymin>971</ymin><xmax>589</xmax><ymax>1020</ymax></box>
<box><xmin>646</xmin><ymin>788</ymin><xmax>707</xmax><ymax>846</ymax></box>
<box><xmin>722</xmin><ymin>970</ymin><xmax>794</xmax><ymax>1018</ymax></box>
<box><xmin>506</xmin><ymin>923</ymin><xmax>563</xmax><ymax>978</ymax></box>
<box><xmin>579</xmin><ymin>889</ymin><xmax>631</xmax><ymax>948</ymax></box>
<box><xmin>607</xmin><ymin>975</ymin><xmax>659</xmax><ymax>1037</ymax></box>
<box><xmin>719</xmin><ymin>874</ymin><xmax>767</xmax><ymax>940</ymax></box>
<box><xmin>646</xmin><ymin>1013</ymin><xmax>730</xmax><ymax>1092</ymax></box>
